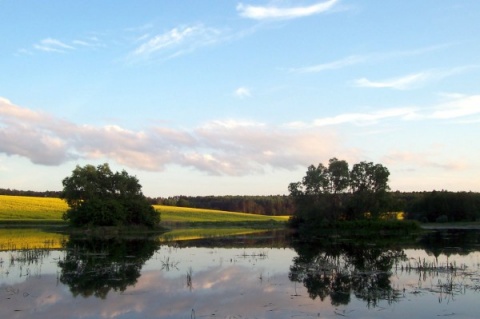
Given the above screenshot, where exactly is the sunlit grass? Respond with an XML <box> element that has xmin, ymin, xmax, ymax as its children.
<box><xmin>155</xmin><ymin>205</ymin><xmax>289</xmax><ymax>223</ymax></box>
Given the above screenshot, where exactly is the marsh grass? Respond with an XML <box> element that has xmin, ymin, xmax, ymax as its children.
<box><xmin>397</xmin><ymin>256</ymin><xmax>479</xmax><ymax>299</ymax></box>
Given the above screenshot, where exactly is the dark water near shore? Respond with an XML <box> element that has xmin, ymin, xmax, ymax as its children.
<box><xmin>1</xmin><ymin>229</ymin><xmax>479</xmax><ymax>318</ymax></box>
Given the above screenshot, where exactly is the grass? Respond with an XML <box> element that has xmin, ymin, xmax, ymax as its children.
<box><xmin>0</xmin><ymin>195</ymin><xmax>289</xmax><ymax>226</ymax></box>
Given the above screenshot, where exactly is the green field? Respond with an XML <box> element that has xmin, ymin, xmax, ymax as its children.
<box><xmin>0</xmin><ymin>195</ymin><xmax>289</xmax><ymax>225</ymax></box>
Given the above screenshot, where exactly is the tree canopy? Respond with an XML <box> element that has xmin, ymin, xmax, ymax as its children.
<box><xmin>61</xmin><ymin>163</ymin><xmax>160</xmax><ymax>228</ymax></box>
<box><xmin>289</xmin><ymin>158</ymin><xmax>391</xmax><ymax>226</ymax></box>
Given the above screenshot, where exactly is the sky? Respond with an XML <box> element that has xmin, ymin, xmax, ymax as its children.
<box><xmin>1</xmin><ymin>0</ymin><xmax>480</xmax><ymax>197</ymax></box>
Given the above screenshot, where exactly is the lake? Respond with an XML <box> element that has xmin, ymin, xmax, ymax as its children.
<box><xmin>0</xmin><ymin>228</ymin><xmax>479</xmax><ymax>318</ymax></box>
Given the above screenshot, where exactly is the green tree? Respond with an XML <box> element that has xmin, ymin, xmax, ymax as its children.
<box><xmin>288</xmin><ymin>163</ymin><xmax>329</xmax><ymax>224</ymax></box>
<box><xmin>288</xmin><ymin>158</ymin><xmax>350</xmax><ymax>224</ymax></box>
<box><xmin>61</xmin><ymin>163</ymin><xmax>160</xmax><ymax>228</ymax></box>
<box><xmin>289</xmin><ymin>158</ymin><xmax>392</xmax><ymax>227</ymax></box>
<box><xmin>348</xmin><ymin>161</ymin><xmax>390</xmax><ymax>220</ymax></box>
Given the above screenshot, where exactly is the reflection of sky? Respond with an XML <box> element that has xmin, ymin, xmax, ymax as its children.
<box><xmin>0</xmin><ymin>250</ymin><xmax>64</xmax><ymax>285</ymax></box>
<box><xmin>1</xmin><ymin>247</ymin><xmax>479</xmax><ymax>319</ymax></box>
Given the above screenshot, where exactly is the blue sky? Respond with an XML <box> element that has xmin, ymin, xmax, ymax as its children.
<box><xmin>1</xmin><ymin>0</ymin><xmax>479</xmax><ymax>197</ymax></box>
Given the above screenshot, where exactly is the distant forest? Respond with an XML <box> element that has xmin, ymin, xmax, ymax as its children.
<box><xmin>1</xmin><ymin>188</ymin><xmax>479</xmax><ymax>222</ymax></box>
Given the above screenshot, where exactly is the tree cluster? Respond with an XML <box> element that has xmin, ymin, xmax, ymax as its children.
<box><xmin>61</xmin><ymin>163</ymin><xmax>160</xmax><ymax>228</ymax></box>
<box><xmin>288</xmin><ymin>158</ymin><xmax>391</xmax><ymax>227</ymax></box>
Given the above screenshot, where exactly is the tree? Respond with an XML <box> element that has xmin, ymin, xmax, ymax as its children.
<box><xmin>348</xmin><ymin>161</ymin><xmax>390</xmax><ymax>219</ymax></box>
<box><xmin>61</xmin><ymin>163</ymin><xmax>160</xmax><ymax>228</ymax></box>
<box><xmin>288</xmin><ymin>158</ymin><xmax>392</xmax><ymax>227</ymax></box>
<box><xmin>288</xmin><ymin>158</ymin><xmax>350</xmax><ymax>223</ymax></box>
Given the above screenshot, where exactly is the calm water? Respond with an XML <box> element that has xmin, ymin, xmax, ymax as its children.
<box><xmin>0</xmin><ymin>229</ymin><xmax>479</xmax><ymax>319</ymax></box>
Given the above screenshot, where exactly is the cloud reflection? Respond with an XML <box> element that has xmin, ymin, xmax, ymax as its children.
<box><xmin>0</xmin><ymin>248</ymin><xmax>328</xmax><ymax>319</ymax></box>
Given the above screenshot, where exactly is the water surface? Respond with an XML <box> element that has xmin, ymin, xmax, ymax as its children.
<box><xmin>0</xmin><ymin>229</ymin><xmax>479</xmax><ymax>318</ymax></box>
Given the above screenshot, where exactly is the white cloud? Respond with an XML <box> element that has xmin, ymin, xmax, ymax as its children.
<box><xmin>34</xmin><ymin>38</ymin><xmax>75</xmax><ymax>53</ymax></box>
<box><xmin>72</xmin><ymin>37</ymin><xmax>103</xmax><ymax>48</ymax></box>
<box><xmin>354</xmin><ymin>72</ymin><xmax>431</xmax><ymax>90</ymax></box>
<box><xmin>312</xmin><ymin>107</ymin><xmax>417</xmax><ymax>126</ymax></box>
<box><xmin>131</xmin><ymin>24</ymin><xmax>222</xmax><ymax>60</ymax></box>
<box><xmin>1</xmin><ymin>95</ymin><xmax>478</xmax><ymax>176</ymax></box>
<box><xmin>288</xmin><ymin>94</ymin><xmax>480</xmax><ymax>128</ymax></box>
<box><xmin>237</xmin><ymin>0</ymin><xmax>339</xmax><ymax>20</ymax></box>
<box><xmin>289</xmin><ymin>55</ymin><xmax>364</xmax><ymax>73</ymax></box>
<box><xmin>430</xmin><ymin>94</ymin><xmax>480</xmax><ymax>119</ymax></box>
<box><xmin>354</xmin><ymin>66</ymin><xmax>477</xmax><ymax>90</ymax></box>
<box><xmin>234</xmin><ymin>87</ymin><xmax>252</xmax><ymax>98</ymax></box>
<box><xmin>0</xmin><ymin>98</ymin><xmax>341</xmax><ymax>175</ymax></box>
<box><xmin>287</xmin><ymin>45</ymin><xmax>453</xmax><ymax>74</ymax></box>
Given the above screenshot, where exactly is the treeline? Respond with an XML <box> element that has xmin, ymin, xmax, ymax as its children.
<box><xmin>393</xmin><ymin>191</ymin><xmax>480</xmax><ymax>222</ymax></box>
<box><xmin>2</xmin><ymin>187</ymin><xmax>479</xmax><ymax>221</ymax></box>
<box><xmin>150</xmin><ymin>195</ymin><xmax>296</xmax><ymax>216</ymax></box>
<box><xmin>0</xmin><ymin>188</ymin><xmax>62</xmax><ymax>198</ymax></box>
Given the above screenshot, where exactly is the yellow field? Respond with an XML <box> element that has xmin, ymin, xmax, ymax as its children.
<box><xmin>154</xmin><ymin>205</ymin><xmax>289</xmax><ymax>223</ymax></box>
<box><xmin>0</xmin><ymin>195</ymin><xmax>67</xmax><ymax>220</ymax></box>
<box><xmin>0</xmin><ymin>195</ymin><xmax>289</xmax><ymax>224</ymax></box>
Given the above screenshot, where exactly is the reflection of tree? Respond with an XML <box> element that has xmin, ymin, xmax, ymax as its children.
<box><xmin>58</xmin><ymin>236</ymin><xmax>160</xmax><ymax>299</ymax></box>
<box><xmin>289</xmin><ymin>240</ymin><xmax>406</xmax><ymax>307</ymax></box>
<box><xmin>418</xmin><ymin>229</ymin><xmax>480</xmax><ymax>257</ymax></box>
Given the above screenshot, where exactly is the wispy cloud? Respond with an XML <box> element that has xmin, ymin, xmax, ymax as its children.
<box><xmin>354</xmin><ymin>72</ymin><xmax>431</xmax><ymax>90</ymax></box>
<box><xmin>288</xmin><ymin>94</ymin><xmax>480</xmax><ymax>128</ymax></box>
<box><xmin>288</xmin><ymin>44</ymin><xmax>453</xmax><ymax>74</ymax></box>
<box><xmin>312</xmin><ymin>108</ymin><xmax>417</xmax><ymax>126</ymax></box>
<box><xmin>431</xmin><ymin>94</ymin><xmax>480</xmax><ymax>119</ymax></box>
<box><xmin>383</xmin><ymin>151</ymin><xmax>468</xmax><ymax>172</ymax></box>
<box><xmin>131</xmin><ymin>24</ymin><xmax>222</xmax><ymax>60</ymax></box>
<box><xmin>234</xmin><ymin>87</ymin><xmax>252</xmax><ymax>98</ymax></box>
<box><xmin>354</xmin><ymin>66</ymin><xmax>477</xmax><ymax>90</ymax></box>
<box><xmin>289</xmin><ymin>55</ymin><xmax>365</xmax><ymax>73</ymax></box>
<box><xmin>30</xmin><ymin>36</ymin><xmax>104</xmax><ymax>54</ymax></box>
<box><xmin>72</xmin><ymin>36</ymin><xmax>103</xmax><ymax>48</ymax></box>
<box><xmin>33</xmin><ymin>38</ymin><xmax>75</xmax><ymax>53</ymax></box>
<box><xmin>237</xmin><ymin>0</ymin><xmax>339</xmax><ymax>20</ymax></box>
